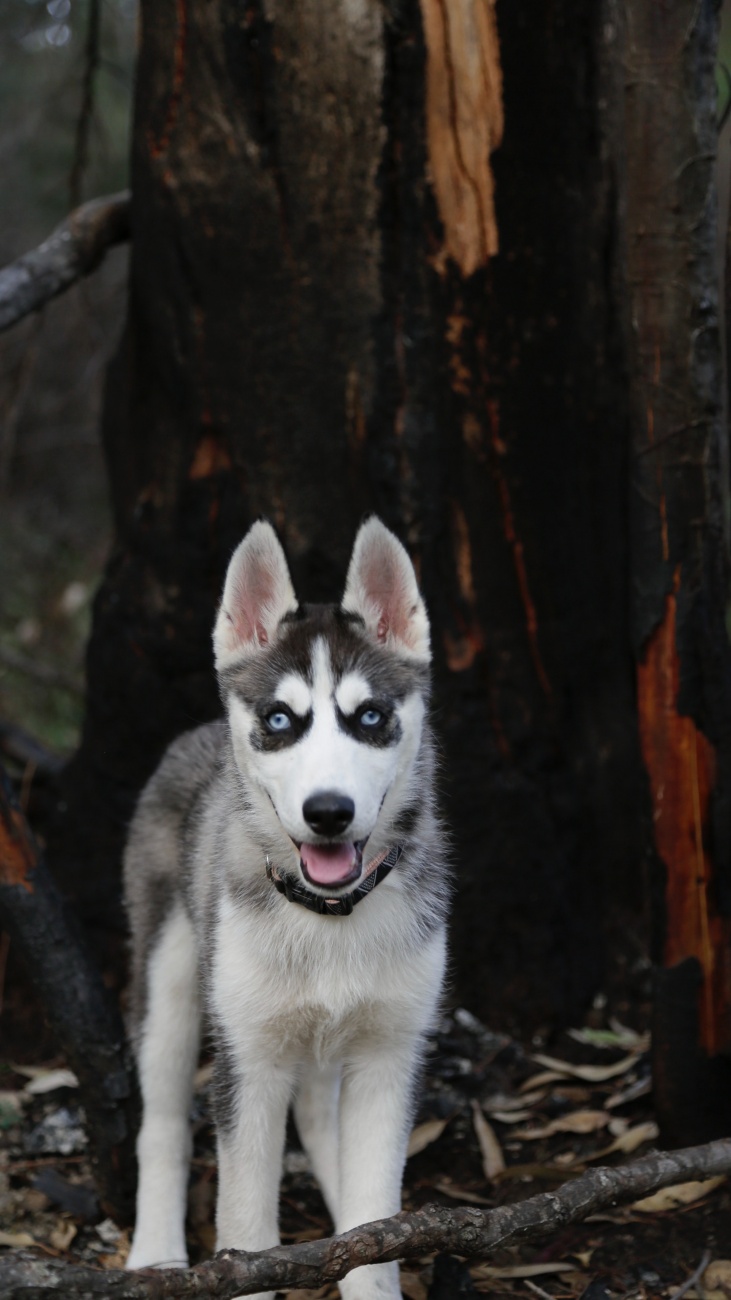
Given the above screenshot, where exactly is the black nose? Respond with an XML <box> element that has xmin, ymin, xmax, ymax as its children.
<box><xmin>303</xmin><ymin>791</ymin><xmax>355</xmax><ymax>836</ymax></box>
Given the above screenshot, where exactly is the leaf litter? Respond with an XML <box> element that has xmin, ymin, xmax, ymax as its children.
<box><xmin>1</xmin><ymin>1004</ymin><xmax>729</xmax><ymax>1300</ymax></box>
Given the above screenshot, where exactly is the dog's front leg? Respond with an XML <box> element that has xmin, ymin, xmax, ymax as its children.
<box><xmin>215</xmin><ymin>1055</ymin><xmax>295</xmax><ymax>1300</ymax></box>
<box><xmin>336</xmin><ymin>1039</ymin><xmax>420</xmax><ymax>1300</ymax></box>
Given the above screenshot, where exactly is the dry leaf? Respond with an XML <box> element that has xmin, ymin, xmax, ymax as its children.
<box><xmin>407</xmin><ymin>1116</ymin><xmax>450</xmax><ymax>1158</ymax></box>
<box><xmin>0</xmin><ymin>1230</ymin><xmax>36</xmax><ymax>1248</ymax></box>
<box><xmin>632</xmin><ymin>1176</ymin><xmax>725</xmax><ymax>1213</ymax></box>
<box><xmin>484</xmin><ymin>1090</ymin><xmax>546</xmax><ymax>1113</ymax></box>
<box><xmin>531</xmin><ymin>1051</ymin><xmax>642</xmax><ymax>1083</ymax></box>
<box><xmin>567</xmin><ymin>1024</ymin><xmax>649</xmax><ymax>1052</ymax></box>
<box><xmin>49</xmin><ymin>1220</ymin><xmax>77</xmax><ymax>1251</ymax></box>
<box><xmin>520</xmin><ymin>1070</ymin><xmax>568</xmax><ymax>1092</ymax></box>
<box><xmin>514</xmin><ymin>1109</ymin><xmax>609</xmax><ymax>1140</ymax></box>
<box><xmin>605</xmin><ymin>1076</ymin><xmax>653</xmax><ymax>1109</ymax></box>
<box><xmin>489</xmin><ymin>1109</ymin><xmax>534</xmax><ymax>1124</ymax></box>
<box><xmin>473</xmin><ymin>1262</ymin><xmax>576</xmax><ymax>1279</ymax></box>
<box><xmin>400</xmin><ymin>1271</ymin><xmax>429</xmax><ymax>1300</ymax></box>
<box><xmin>23</xmin><ymin>1070</ymin><xmax>79</xmax><ymax>1096</ymax></box>
<box><xmin>574</xmin><ymin>1251</ymin><xmax>594</xmax><ymax>1267</ymax></box>
<box><xmin>705</xmin><ymin>1262</ymin><xmax>731</xmax><ymax>1293</ymax></box>
<box><xmin>471</xmin><ymin>1100</ymin><xmax>505</xmax><ymax>1178</ymax></box>
<box><xmin>584</xmin><ymin>1120</ymin><xmax>659</xmax><ymax>1163</ymax></box>
<box><xmin>433</xmin><ymin>1180</ymin><xmax>491</xmax><ymax>1205</ymax></box>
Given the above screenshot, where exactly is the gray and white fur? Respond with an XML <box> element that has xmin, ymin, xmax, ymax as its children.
<box><xmin>124</xmin><ymin>517</ymin><xmax>450</xmax><ymax>1300</ymax></box>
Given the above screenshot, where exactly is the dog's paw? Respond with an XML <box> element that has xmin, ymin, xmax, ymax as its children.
<box><xmin>125</xmin><ymin>1244</ymin><xmax>188</xmax><ymax>1272</ymax></box>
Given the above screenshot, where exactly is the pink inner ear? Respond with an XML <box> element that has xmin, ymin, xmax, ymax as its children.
<box><xmin>362</xmin><ymin>552</ymin><xmax>415</xmax><ymax>647</ymax></box>
<box><xmin>231</xmin><ymin>567</ymin><xmax>276</xmax><ymax>647</ymax></box>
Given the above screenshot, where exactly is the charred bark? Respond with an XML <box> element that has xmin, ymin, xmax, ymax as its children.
<box><xmin>625</xmin><ymin>0</ymin><xmax>731</xmax><ymax>1141</ymax></box>
<box><xmin>48</xmin><ymin>0</ymin><xmax>641</xmax><ymax>1030</ymax></box>
<box><xmin>0</xmin><ymin>765</ymin><xmax>138</xmax><ymax>1223</ymax></box>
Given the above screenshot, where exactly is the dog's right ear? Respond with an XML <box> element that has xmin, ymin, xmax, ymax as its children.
<box><xmin>213</xmin><ymin>522</ymin><xmax>297</xmax><ymax>667</ymax></box>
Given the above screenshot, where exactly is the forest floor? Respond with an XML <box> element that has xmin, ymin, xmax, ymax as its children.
<box><xmin>1</xmin><ymin>992</ymin><xmax>730</xmax><ymax>1300</ymax></box>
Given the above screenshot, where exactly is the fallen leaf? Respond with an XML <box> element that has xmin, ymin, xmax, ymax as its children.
<box><xmin>605</xmin><ymin>1076</ymin><xmax>653</xmax><ymax>1109</ymax></box>
<box><xmin>407</xmin><ymin>1116</ymin><xmax>450</xmax><ymax>1157</ymax></box>
<box><xmin>23</xmin><ymin>1070</ymin><xmax>79</xmax><ymax>1096</ymax></box>
<box><xmin>0</xmin><ymin>1092</ymin><xmax>23</xmax><ymax>1127</ymax></box>
<box><xmin>531</xmin><ymin>1051</ymin><xmax>642</xmax><ymax>1083</ymax></box>
<box><xmin>49</xmin><ymin>1220</ymin><xmax>77</xmax><ymax>1251</ymax></box>
<box><xmin>0</xmin><ymin>1230</ymin><xmax>36</xmax><ymax>1248</ymax></box>
<box><xmin>567</xmin><ymin>1024</ymin><xmax>649</xmax><ymax>1052</ymax></box>
<box><xmin>586</xmin><ymin>1120</ymin><xmax>659</xmax><ymax>1162</ymax></box>
<box><xmin>484</xmin><ymin>1090</ymin><xmax>546</xmax><ymax>1113</ymax></box>
<box><xmin>433</xmin><ymin>1181</ymin><xmax>491</xmax><ymax>1205</ymax></box>
<box><xmin>473</xmin><ymin>1262</ymin><xmax>577</xmax><ymax>1280</ymax></box>
<box><xmin>489</xmin><ymin>1109</ymin><xmax>534</xmax><ymax>1124</ymax></box>
<box><xmin>574</xmin><ymin>1251</ymin><xmax>594</xmax><ymax>1267</ymax></box>
<box><xmin>514</xmin><ymin>1109</ymin><xmax>609</xmax><ymax>1140</ymax></box>
<box><xmin>632</xmin><ymin>1176</ymin><xmax>725</xmax><ymax>1213</ymax></box>
<box><xmin>471</xmin><ymin>1100</ymin><xmax>505</xmax><ymax>1178</ymax></box>
<box><xmin>400</xmin><ymin>1271</ymin><xmax>428</xmax><ymax>1300</ymax></box>
<box><xmin>705</xmin><ymin>1262</ymin><xmax>731</xmax><ymax>1293</ymax></box>
<box><xmin>520</xmin><ymin>1070</ymin><xmax>568</xmax><ymax>1092</ymax></box>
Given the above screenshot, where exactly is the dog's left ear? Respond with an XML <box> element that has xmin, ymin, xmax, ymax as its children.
<box><xmin>214</xmin><ymin>521</ymin><xmax>298</xmax><ymax>667</ymax></box>
<box><xmin>341</xmin><ymin>517</ymin><xmax>430</xmax><ymax>661</ymax></box>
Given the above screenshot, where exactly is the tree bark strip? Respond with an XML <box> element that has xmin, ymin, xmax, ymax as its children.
<box><xmin>0</xmin><ymin>765</ymin><xmax>138</xmax><ymax>1223</ymax></box>
<box><xmin>625</xmin><ymin>0</ymin><xmax>731</xmax><ymax>1141</ymax></box>
<box><xmin>0</xmin><ymin>191</ymin><xmax>130</xmax><ymax>333</ymax></box>
<box><xmin>48</xmin><ymin>0</ymin><xmax>643</xmax><ymax>1033</ymax></box>
<box><xmin>0</xmin><ymin>1141</ymin><xmax>730</xmax><ymax>1298</ymax></box>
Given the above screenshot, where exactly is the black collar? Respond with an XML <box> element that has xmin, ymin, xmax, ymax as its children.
<box><xmin>265</xmin><ymin>845</ymin><xmax>403</xmax><ymax>916</ymax></box>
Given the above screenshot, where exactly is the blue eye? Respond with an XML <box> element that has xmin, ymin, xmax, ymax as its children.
<box><xmin>265</xmin><ymin>710</ymin><xmax>292</xmax><ymax>732</ymax></box>
<box><xmin>359</xmin><ymin>708</ymin><xmax>383</xmax><ymax>728</ymax></box>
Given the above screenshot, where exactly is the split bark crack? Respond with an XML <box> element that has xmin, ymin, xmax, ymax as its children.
<box><xmin>1</xmin><ymin>1140</ymin><xmax>730</xmax><ymax>1298</ymax></box>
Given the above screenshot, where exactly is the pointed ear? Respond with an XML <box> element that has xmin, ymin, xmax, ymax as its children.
<box><xmin>341</xmin><ymin>517</ymin><xmax>431</xmax><ymax>661</ymax></box>
<box><xmin>213</xmin><ymin>522</ymin><xmax>297</xmax><ymax>667</ymax></box>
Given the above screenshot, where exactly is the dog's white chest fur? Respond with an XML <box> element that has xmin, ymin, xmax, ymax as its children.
<box><xmin>123</xmin><ymin>518</ymin><xmax>450</xmax><ymax>1300</ymax></box>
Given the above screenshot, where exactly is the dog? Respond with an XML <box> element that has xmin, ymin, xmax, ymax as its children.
<box><xmin>123</xmin><ymin>517</ymin><xmax>449</xmax><ymax>1300</ymax></box>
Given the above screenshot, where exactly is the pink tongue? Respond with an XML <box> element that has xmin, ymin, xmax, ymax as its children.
<box><xmin>300</xmin><ymin>842</ymin><xmax>357</xmax><ymax>885</ymax></box>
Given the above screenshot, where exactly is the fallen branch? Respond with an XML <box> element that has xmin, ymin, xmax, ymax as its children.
<box><xmin>0</xmin><ymin>1139</ymin><xmax>729</xmax><ymax>1298</ymax></box>
<box><xmin>0</xmin><ymin>191</ymin><xmax>130</xmax><ymax>333</ymax></box>
<box><xmin>0</xmin><ymin>763</ymin><xmax>138</xmax><ymax>1223</ymax></box>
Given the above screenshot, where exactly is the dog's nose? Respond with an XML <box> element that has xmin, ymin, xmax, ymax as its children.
<box><xmin>303</xmin><ymin>791</ymin><xmax>355</xmax><ymax>836</ymax></box>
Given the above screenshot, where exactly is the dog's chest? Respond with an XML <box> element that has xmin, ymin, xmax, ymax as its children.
<box><xmin>209</xmin><ymin>894</ymin><xmax>438</xmax><ymax>1064</ymax></box>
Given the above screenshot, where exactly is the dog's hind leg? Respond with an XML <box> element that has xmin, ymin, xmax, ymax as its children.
<box><xmin>126</xmin><ymin>904</ymin><xmax>200</xmax><ymax>1270</ymax></box>
<box><xmin>293</xmin><ymin>1063</ymin><xmax>341</xmax><ymax>1221</ymax></box>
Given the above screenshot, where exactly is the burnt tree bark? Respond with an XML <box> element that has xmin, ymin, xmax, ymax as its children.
<box><xmin>626</xmin><ymin>0</ymin><xmax>731</xmax><ymax>1142</ymax></box>
<box><xmin>43</xmin><ymin>0</ymin><xmax>731</xmax><ymax>1115</ymax></box>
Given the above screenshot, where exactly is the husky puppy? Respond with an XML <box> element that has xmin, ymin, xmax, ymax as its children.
<box><xmin>124</xmin><ymin>517</ymin><xmax>449</xmax><ymax>1300</ymax></box>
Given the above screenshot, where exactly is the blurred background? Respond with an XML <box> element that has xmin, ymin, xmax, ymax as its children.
<box><xmin>0</xmin><ymin>0</ymin><xmax>134</xmax><ymax>754</ymax></box>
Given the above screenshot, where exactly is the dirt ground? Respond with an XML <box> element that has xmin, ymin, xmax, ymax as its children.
<box><xmin>1</xmin><ymin>984</ymin><xmax>730</xmax><ymax>1299</ymax></box>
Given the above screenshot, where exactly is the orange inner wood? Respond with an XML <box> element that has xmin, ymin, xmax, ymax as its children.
<box><xmin>637</xmin><ymin>571</ymin><xmax>731</xmax><ymax>1054</ymax></box>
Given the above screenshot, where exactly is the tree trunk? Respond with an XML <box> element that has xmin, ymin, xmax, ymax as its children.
<box><xmin>44</xmin><ymin>0</ymin><xmax>729</xmax><ymax>1093</ymax></box>
<box><xmin>626</xmin><ymin>0</ymin><xmax>731</xmax><ymax>1143</ymax></box>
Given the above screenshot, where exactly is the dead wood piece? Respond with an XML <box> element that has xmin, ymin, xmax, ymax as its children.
<box><xmin>0</xmin><ymin>763</ymin><xmax>138</xmax><ymax>1223</ymax></box>
<box><xmin>0</xmin><ymin>1139</ymin><xmax>730</xmax><ymax>1298</ymax></box>
<box><xmin>0</xmin><ymin>191</ymin><xmax>130</xmax><ymax>333</ymax></box>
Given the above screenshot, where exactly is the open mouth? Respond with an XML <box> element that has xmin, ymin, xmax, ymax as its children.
<box><xmin>299</xmin><ymin>841</ymin><xmax>364</xmax><ymax>889</ymax></box>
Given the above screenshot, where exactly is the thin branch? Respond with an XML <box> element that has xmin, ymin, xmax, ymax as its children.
<box><xmin>0</xmin><ymin>764</ymin><xmax>138</xmax><ymax>1223</ymax></box>
<box><xmin>0</xmin><ymin>191</ymin><xmax>131</xmax><ymax>335</ymax></box>
<box><xmin>0</xmin><ymin>1140</ymin><xmax>730</xmax><ymax>1298</ymax></box>
<box><xmin>69</xmin><ymin>0</ymin><xmax>102</xmax><ymax>209</ymax></box>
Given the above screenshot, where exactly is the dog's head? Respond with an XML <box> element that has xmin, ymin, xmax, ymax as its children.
<box><xmin>214</xmin><ymin>518</ymin><xmax>431</xmax><ymax>894</ymax></box>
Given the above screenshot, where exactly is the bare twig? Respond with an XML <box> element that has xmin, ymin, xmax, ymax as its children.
<box><xmin>669</xmin><ymin>1250</ymin><xmax>712</xmax><ymax>1300</ymax></box>
<box><xmin>0</xmin><ymin>1140</ymin><xmax>729</xmax><ymax>1297</ymax></box>
<box><xmin>69</xmin><ymin>0</ymin><xmax>101</xmax><ymax>208</ymax></box>
<box><xmin>0</xmin><ymin>764</ymin><xmax>138</xmax><ymax>1222</ymax></box>
<box><xmin>0</xmin><ymin>191</ymin><xmax>130</xmax><ymax>334</ymax></box>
